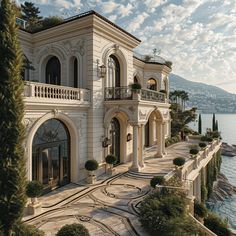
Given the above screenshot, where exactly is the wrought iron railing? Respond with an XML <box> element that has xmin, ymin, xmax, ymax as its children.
<box><xmin>104</xmin><ymin>87</ymin><xmax>132</xmax><ymax>100</ymax></box>
<box><xmin>104</xmin><ymin>87</ymin><xmax>166</xmax><ymax>103</ymax></box>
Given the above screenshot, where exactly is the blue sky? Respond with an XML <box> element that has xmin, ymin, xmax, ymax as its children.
<box><xmin>17</xmin><ymin>0</ymin><xmax>236</xmax><ymax>94</ymax></box>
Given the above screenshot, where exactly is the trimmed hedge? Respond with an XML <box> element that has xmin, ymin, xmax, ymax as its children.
<box><xmin>150</xmin><ymin>176</ymin><xmax>165</xmax><ymax>188</ymax></box>
<box><xmin>56</xmin><ymin>224</ymin><xmax>90</xmax><ymax>236</ymax></box>
<box><xmin>85</xmin><ymin>160</ymin><xmax>98</xmax><ymax>171</ymax></box>
<box><xmin>199</xmin><ymin>142</ymin><xmax>207</xmax><ymax>148</ymax></box>
<box><xmin>14</xmin><ymin>223</ymin><xmax>45</xmax><ymax>236</ymax></box>
<box><xmin>131</xmin><ymin>83</ymin><xmax>141</xmax><ymax>90</ymax></box>
<box><xmin>173</xmin><ymin>157</ymin><xmax>185</xmax><ymax>167</ymax></box>
<box><xmin>105</xmin><ymin>155</ymin><xmax>117</xmax><ymax>165</ymax></box>
<box><xmin>26</xmin><ymin>181</ymin><xmax>44</xmax><ymax>198</ymax></box>
<box><xmin>190</xmin><ymin>148</ymin><xmax>199</xmax><ymax>155</ymax></box>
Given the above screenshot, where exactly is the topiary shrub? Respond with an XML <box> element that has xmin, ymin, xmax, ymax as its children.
<box><xmin>190</xmin><ymin>148</ymin><xmax>199</xmax><ymax>155</ymax></box>
<box><xmin>200</xmin><ymin>136</ymin><xmax>208</xmax><ymax>142</ymax></box>
<box><xmin>150</xmin><ymin>176</ymin><xmax>165</xmax><ymax>188</ymax></box>
<box><xmin>199</xmin><ymin>142</ymin><xmax>207</xmax><ymax>148</ymax></box>
<box><xmin>204</xmin><ymin>213</ymin><xmax>231</xmax><ymax>236</ymax></box>
<box><xmin>26</xmin><ymin>181</ymin><xmax>44</xmax><ymax>198</ymax></box>
<box><xmin>14</xmin><ymin>223</ymin><xmax>45</xmax><ymax>236</ymax></box>
<box><xmin>194</xmin><ymin>200</ymin><xmax>207</xmax><ymax>219</ymax></box>
<box><xmin>206</xmin><ymin>137</ymin><xmax>213</xmax><ymax>142</ymax></box>
<box><xmin>105</xmin><ymin>155</ymin><xmax>117</xmax><ymax>165</ymax></box>
<box><xmin>173</xmin><ymin>157</ymin><xmax>185</xmax><ymax>167</ymax></box>
<box><xmin>56</xmin><ymin>223</ymin><xmax>90</xmax><ymax>236</ymax></box>
<box><xmin>85</xmin><ymin>160</ymin><xmax>98</xmax><ymax>172</ymax></box>
<box><xmin>131</xmin><ymin>83</ymin><xmax>141</xmax><ymax>90</ymax></box>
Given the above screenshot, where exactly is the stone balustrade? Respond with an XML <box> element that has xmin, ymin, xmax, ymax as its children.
<box><xmin>24</xmin><ymin>82</ymin><xmax>90</xmax><ymax>102</ymax></box>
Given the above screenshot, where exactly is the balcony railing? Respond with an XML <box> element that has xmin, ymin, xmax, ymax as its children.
<box><xmin>24</xmin><ymin>82</ymin><xmax>90</xmax><ymax>102</ymax></box>
<box><xmin>104</xmin><ymin>87</ymin><xmax>166</xmax><ymax>103</ymax></box>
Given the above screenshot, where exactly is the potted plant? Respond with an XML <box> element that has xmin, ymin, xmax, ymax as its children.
<box><xmin>26</xmin><ymin>180</ymin><xmax>43</xmax><ymax>215</ymax></box>
<box><xmin>190</xmin><ymin>148</ymin><xmax>199</xmax><ymax>157</ymax></box>
<box><xmin>199</xmin><ymin>142</ymin><xmax>207</xmax><ymax>149</ymax></box>
<box><xmin>105</xmin><ymin>154</ymin><xmax>117</xmax><ymax>175</ymax></box>
<box><xmin>131</xmin><ymin>83</ymin><xmax>141</xmax><ymax>91</ymax></box>
<box><xmin>173</xmin><ymin>157</ymin><xmax>186</xmax><ymax>168</ymax></box>
<box><xmin>85</xmin><ymin>160</ymin><xmax>98</xmax><ymax>184</ymax></box>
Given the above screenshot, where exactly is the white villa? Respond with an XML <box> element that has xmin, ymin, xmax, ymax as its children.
<box><xmin>19</xmin><ymin>11</ymin><xmax>172</xmax><ymax>190</ymax></box>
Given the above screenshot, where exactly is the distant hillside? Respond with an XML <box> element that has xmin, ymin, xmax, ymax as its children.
<box><xmin>169</xmin><ymin>74</ymin><xmax>236</xmax><ymax>113</ymax></box>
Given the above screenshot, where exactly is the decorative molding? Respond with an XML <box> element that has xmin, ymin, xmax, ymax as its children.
<box><xmin>139</xmin><ymin>110</ymin><xmax>146</xmax><ymax>120</ymax></box>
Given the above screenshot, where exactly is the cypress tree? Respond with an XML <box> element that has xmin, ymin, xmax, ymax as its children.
<box><xmin>0</xmin><ymin>1</ymin><xmax>27</xmax><ymax>235</ymax></box>
<box><xmin>212</xmin><ymin>113</ymin><xmax>216</xmax><ymax>131</ymax></box>
<box><xmin>198</xmin><ymin>114</ymin><xmax>202</xmax><ymax>134</ymax></box>
<box><xmin>215</xmin><ymin>120</ymin><xmax>218</xmax><ymax>131</ymax></box>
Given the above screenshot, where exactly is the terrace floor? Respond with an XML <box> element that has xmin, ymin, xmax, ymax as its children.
<box><xmin>23</xmin><ymin>140</ymin><xmax>198</xmax><ymax>236</ymax></box>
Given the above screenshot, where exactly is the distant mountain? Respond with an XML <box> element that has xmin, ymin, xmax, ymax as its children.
<box><xmin>169</xmin><ymin>74</ymin><xmax>236</xmax><ymax>113</ymax></box>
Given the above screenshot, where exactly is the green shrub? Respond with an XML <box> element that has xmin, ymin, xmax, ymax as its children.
<box><xmin>173</xmin><ymin>157</ymin><xmax>185</xmax><ymax>166</ymax></box>
<box><xmin>140</xmin><ymin>194</ymin><xmax>187</xmax><ymax>235</ymax></box>
<box><xmin>199</xmin><ymin>142</ymin><xmax>207</xmax><ymax>148</ymax></box>
<box><xmin>26</xmin><ymin>181</ymin><xmax>44</xmax><ymax>198</ymax></box>
<box><xmin>194</xmin><ymin>201</ymin><xmax>207</xmax><ymax>218</ymax></box>
<box><xmin>56</xmin><ymin>223</ymin><xmax>90</xmax><ymax>236</ymax></box>
<box><xmin>131</xmin><ymin>83</ymin><xmax>141</xmax><ymax>90</ymax></box>
<box><xmin>201</xmin><ymin>184</ymin><xmax>208</xmax><ymax>202</ymax></box>
<box><xmin>14</xmin><ymin>223</ymin><xmax>45</xmax><ymax>236</ymax></box>
<box><xmin>204</xmin><ymin>213</ymin><xmax>231</xmax><ymax>236</ymax></box>
<box><xmin>207</xmin><ymin>137</ymin><xmax>213</xmax><ymax>142</ymax></box>
<box><xmin>105</xmin><ymin>155</ymin><xmax>117</xmax><ymax>165</ymax></box>
<box><xmin>85</xmin><ymin>160</ymin><xmax>98</xmax><ymax>171</ymax></box>
<box><xmin>190</xmin><ymin>148</ymin><xmax>199</xmax><ymax>155</ymax></box>
<box><xmin>42</xmin><ymin>16</ymin><xmax>63</xmax><ymax>29</ymax></box>
<box><xmin>200</xmin><ymin>136</ymin><xmax>208</xmax><ymax>142</ymax></box>
<box><xmin>150</xmin><ymin>176</ymin><xmax>165</xmax><ymax>188</ymax></box>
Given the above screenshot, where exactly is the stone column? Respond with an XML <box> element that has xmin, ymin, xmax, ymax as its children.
<box><xmin>139</xmin><ymin>124</ymin><xmax>145</xmax><ymax>168</ymax></box>
<box><xmin>129</xmin><ymin>124</ymin><xmax>141</xmax><ymax>172</ymax></box>
<box><xmin>161</xmin><ymin>122</ymin><xmax>166</xmax><ymax>155</ymax></box>
<box><xmin>156</xmin><ymin>121</ymin><xmax>163</xmax><ymax>158</ymax></box>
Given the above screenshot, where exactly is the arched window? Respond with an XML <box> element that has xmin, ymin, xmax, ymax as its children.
<box><xmin>134</xmin><ymin>76</ymin><xmax>138</xmax><ymax>84</ymax></box>
<box><xmin>32</xmin><ymin>119</ymin><xmax>70</xmax><ymax>189</ymax></box>
<box><xmin>147</xmin><ymin>78</ymin><xmax>157</xmax><ymax>91</ymax></box>
<box><xmin>108</xmin><ymin>55</ymin><xmax>120</xmax><ymax>87</ymax></box>
<box><xmin>46</xmin><ymin>56</ymin><xmax>61</xmax><ymax>85</ymax></box>
<box><xmin>73</xmin><ymin>58</ymin><xmax>78</xmax><ymax>88</ymax></box>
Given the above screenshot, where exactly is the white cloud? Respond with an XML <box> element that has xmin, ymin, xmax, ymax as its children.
<box><xmin>126</xmin><ymin>12</ymin><xmax>149</xmax><ymax>32</ymax></box>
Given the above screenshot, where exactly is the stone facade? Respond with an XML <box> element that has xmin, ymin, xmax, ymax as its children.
<box><xmin>19</xmin><ymin>11</ymin><xmax>171</xmax><ymax>186</ymax></box>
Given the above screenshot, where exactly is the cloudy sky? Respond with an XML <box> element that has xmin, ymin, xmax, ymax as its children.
<box><xmin>16</xmin><ymin>0</ymin><xmax>236</xmax><ymax>94</ymax></box>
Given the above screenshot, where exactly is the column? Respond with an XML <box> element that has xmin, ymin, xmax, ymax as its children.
<box><xmin>129</xmin><ymin>124</ymin><xmax>141</xmax><ymax>172</ymax></box>
<box><xmin>162</xmin><ymin>122</ymin><xmax>166</xmax><ymax>155</ymax></box>
<box><xmin>156</xmin><ymin>121</ymin><xmax>163</xmax><ymax>158</ymax></box>
<box><xmin>139</xmin><ymin>124</ymin><xmax>145</xmax><ymax>168</ymax></box>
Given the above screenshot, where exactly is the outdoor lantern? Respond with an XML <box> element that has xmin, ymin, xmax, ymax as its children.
<box><xmin>99</xmin><ymin>64</ymin><xmax>107</xmax><ymax>78</ymax></box>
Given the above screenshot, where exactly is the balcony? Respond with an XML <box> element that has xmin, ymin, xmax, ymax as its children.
<box><xmin>23</xmin><ymin>82</ymin><xmax>91</xmax><ymax>108</ymax></box>
<box><xmin>104</xmin><ymin>87</ymin><xmax>166</xmax><ymax>103</ymax></box>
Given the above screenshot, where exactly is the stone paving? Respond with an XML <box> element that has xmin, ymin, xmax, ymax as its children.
<box><xmin>24</xmin><ymin>140</ymin><xmax>198</xmax><ymax>236</ymax></box>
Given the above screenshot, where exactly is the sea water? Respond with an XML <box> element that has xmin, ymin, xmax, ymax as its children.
<box><xmin>190</xmin><ymin>114</ymin><xmax>236</xmax><ymax>229</ymax></box>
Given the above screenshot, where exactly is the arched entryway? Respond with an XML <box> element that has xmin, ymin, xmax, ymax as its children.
<box><xmin>32</xmin><ymin>119</ymin><xmax>70</xmax><ymax>190</ymax></box>
<box><xmin>46</xmin><ymin>56</ymin><xmax>61</xmax><ymax>85</ymax></box>
<box><xmin>109</xmin><ymin>117</ymin><xmax>121</xmax><ymax>165</ymax></box>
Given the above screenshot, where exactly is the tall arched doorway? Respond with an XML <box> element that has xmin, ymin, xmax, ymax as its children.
<box><xmin>46</xmin><ymin>56</ymin><xmax>61</xmax><ymax>85</ymax></box>
<box><xmin>109</xmin><ymin>117</ymin><xmax>120</xmax><ymax>165</ymax></box>
<box><xmin>32</xmin><ymin>119</ymin><xmax>70</xmax><ymax>190</ymax></box>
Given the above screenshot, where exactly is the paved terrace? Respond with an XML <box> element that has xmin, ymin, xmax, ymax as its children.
<box><xmin>24</xmin><ymin>139</ymin><xmax>202</xmax><ymax>236</ymax></box>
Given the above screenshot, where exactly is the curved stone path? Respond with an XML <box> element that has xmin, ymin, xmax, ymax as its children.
<box><xmin>24</xmin><ymin>141</ymin><xmax>196</xmax><ymax>236</ymax></box>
